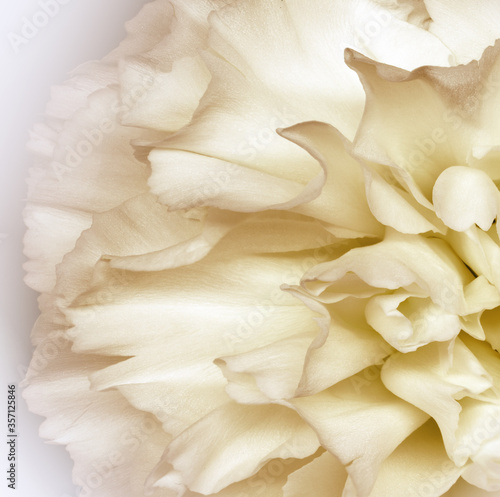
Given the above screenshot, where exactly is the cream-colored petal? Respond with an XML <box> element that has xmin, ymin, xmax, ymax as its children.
<box><xmin>54</xmin><ymin>194</ymin><xmax>202</xmax><ymax>304</ymax></box>
<box><xmin>204</xmin><ymin>0</ymin><xmax>451</xmax><ymax>139</ymax></box>
<box><xmin>283</xmin><ymin>450</ymin><xmax>347</xmax><ymax>497</ymax></box>
<box><xmin>24</xmin><ymin>88</ymin><xmax>150</xmax><ymax>293</ymax></box>
<box><xmin>151</xmin><ymin>403</ymin><xmax>320</xmax><ymax>494</ymax></box>
<box><xmin>366</xmin><ymin>291</ymin><xmax>462</xmax><ymax>352</ymax></box>
<box><xmin>216</xmin><ymin>332</ymin><xmax>317</xmax><ymax>403</ymax></box>
<box><xmin>116</xmin><ymin>0</ymin><xmax>232</xmax><ymax>134</ymax></box>
<box><xmin>348</xmin><ymin>49</ymin><xmax>467</xmax><ymax>204</ymax></box>
<box><xmin>64</xmin><ymin>239</ymin><xmax>329</xmax><ymax>434</ymax></box>
<box><xmin>281</xmin><ymin>121</ymin><xmax>382</xmax><ymax>236</ymax></box>
<box><xmin>363</xmin><ymin>165</ymin><xmax>445</xmax><ymax>234</ymax></box>
<box><xmin>463</xmin><ymin>276</ymin><xmax>500</xmax><ymax>315</ymax></box>
<box><xmin>433</xmin><ymin>166</ymin><xmax>499</xmax><ymax>232</ymax></box>
<box><xmin>23</xmin><ymin>0</ymin><xmax>183</xmax><ymax>296</ymax></box>
<box><xmin>463</xmin><ymin>437</ymin><xmax>500</xmax><ymax>491</ymax></box>
<box><xmin>119</xmin><ymin>55</ymin><xmax>211</xmax><ymax>133</ymax></box>
<box><xmin>381</xmin><ymin>339</ymin><xmax>493</xmax><ymax>465</ymax></box>
<box><xmin>105</xmin><ymin>209</ymin><xmax>245</xmax><ymax>272</ymax></box>
<box><xmin>211</xmin><ymin>210</ymin><xmax>339</xmax><ymax>256</ymax></box>
<box><xmin>454</xmin><ymin>397</ymin><xmax>500</xmax><ymax>491</ymax></box>
<box><xmin>148</xmin><ymin>144</ymin><xmax>322</xmax><ymax>212</ymax></box>
<box><xmin>217</xmin><ymin>288</ymin><xmax>392</xmax><ymax>402</ymax></box>
<box><xmin>446</xmin><ymin>227</ymin><xmax>500</xmax><ymax>292</ymax></box>
<box><xmin>146</xmin><ymin>0</ymin><xmax>455</xmax><ymax>216</ymax></box>
<box><xmin>296</xmin><ymin>295</ymin><xmax>392</xmax><ymax>396</ymax></box>
<box><xmin>443</xmin><ymin>478</ymin><xmax>500</xmax><ymax>497</ymax></box>
<box><xmin>23</xmin><ymin>204</ymin><xmax>91</xmax><ymax>293</ymax></box>
<box><xmin>348</xmin><ymin>45</ymin><xmax>500</xmax><ymax>210</ymax></box>
<box><xmin>116</xmin><ymin>366</ymin><xmax>230</xmax><ymax>437</ymax></box>
<box><xmin>150</xmin><ymin>452</ymin><xmax>320</xmax><ymax>497</ymax></box>
<box><xmin>302</xmin><ymin>230</ymin><xmax>472</xmax><ymax>314</ymax></box>
<box><xmin>368</xmin><ymin>421</ymin><xmax>462</xmax><ymax>497</ymax></box>
<box><xmin>288</xmin><ymin>376</ymin><xmax>428</xmax><ymax>497</ymax></box>
<box><xmin>424</xmin><ymin>0</ymin><xmax>500</xmax><ymax>64</ymax></box>
<box><xmin>23</xmin><ymin>344</ymin><xmax>170</xmax><ymax>497</ymax></box>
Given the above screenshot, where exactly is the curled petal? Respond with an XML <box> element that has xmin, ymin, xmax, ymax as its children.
<box><xmin>433</xmin><ymin>166</ymin><xmax>499</xmax><ymax>231</ymax></box>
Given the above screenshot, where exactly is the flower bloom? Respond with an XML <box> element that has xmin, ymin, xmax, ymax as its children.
<box><xmin>23</xmin><ymin>1</ymin><xmax>500</xmax><ymax>496</ymax></box>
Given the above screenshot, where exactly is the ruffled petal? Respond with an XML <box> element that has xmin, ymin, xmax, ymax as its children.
<box><xmin>302</xmin><ymin>229</ymin><xmax>472</xmax><ymax>315</ymax></box>
<box><xmin>151</xmin><ymin>403</ymin><xmax>320</xmax><ymax>494</ymax></box>
<box><xmin>23</xmin><ymin>343</ymin><xmax>170</xmax><ymax>497</ymax></box>
<box><xmin>381</xmin><ymin>339</ymin><xmax>492</xmax><ymax>464</ymax></box>
<box><xmin>288</xmin><ymin>375</ymin><xmax>429</xmax><ymax>497</ymax></box>
<box><xmin>432</xmin><ymin>166</ymin><xmax>499</xmax><ymax>231</ymax></box>
<box><xmin>348</xmin><ymin>43</ymin><xmax>500</xmax><ymax>208</ymax></box>
<box><xmin>368</xmin><ymin>421</ymin><xmax>462</xmax><ymax>497</ymax></box>
<box><xmin>366</xmin><ymin>291</ymin><xmax>462</xmax><ymax>352</ymax></box>
<box><xmin>424</xmin><ymin>0</ymin><xmax>500</xmax><ymax>64</ymax></box>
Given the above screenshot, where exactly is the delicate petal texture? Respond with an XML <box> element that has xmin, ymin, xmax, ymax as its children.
<box><xmin>365</xmin><ymin>292</ymin><xmax>462</xmax><ymax>352</ymax></box>
<box><xmin>152</xmin><ymin>403</ymin><xmax>320</xmax><ymax>494</ymax></box>
<box><xmin>23</xmin><ymin>344</ymin><xmax>171</xmax><ymax>497</ymax></box>
<box><xmin>283</xmin><ymin>451</ymin><xmax>347</xmax><ymax>497</ymax></box>
<box><xmin>301</xmin><ymin>230</ymin><xmax>472</xmax><ymax>315</ymax></box>
<box><xmin>381</xmin><ymin>340</ymin><xmax>492</xmax><ymax>464</ymax></box>
<box><xmin>23</xmin><ymin>2</ymin><xmax>500</xmax><ymax>497</ymax></box>
<box><xmin>424</xmin><ymin>0</ymin><xmax>500</xmax><ymax>63</ymax></box>
<box><xmin>368</xmin><ymin>421</ymin><xmax>462</xmax><ymax>497</ymax></box>
<box><xmin>433</xmin><ymin>166</ymin><xmax>499</xmax><ymax>231</ymax></box>
<box><xmin>288</xmin><ymin>376</ymin><xmax>429</xmax><ymax>497</ymax></box>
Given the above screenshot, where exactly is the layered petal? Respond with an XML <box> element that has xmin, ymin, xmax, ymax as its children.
<box><xmin>151</xmin><ymin>403</ymin><xmax>320</xmax><ymax>494</ymax></box>
<box><xmin>381</xmin><ymin>339</ymin><xmax>493</xmax><ymax>465</ymax></box>
<box><xmin>288</xmin><ymin>375</ymin><xmax>429</xmax><ymax>497</ymax></box>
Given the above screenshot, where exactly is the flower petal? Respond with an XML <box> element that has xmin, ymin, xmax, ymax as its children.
<box><xmin>288</xmin><ymin>375</ymin><xmax>429</xmax><ymax>497</ymax></box>
<box><xmin>368</xmin><ymin>421</ymin><xmax>462</xmax><ymax>497</ymax></box>
<box><xmin>424</xmin><ymin>0</ymin><xmax>500</xmax><ymax>64</ymax></box>
<box><xmin>152</xmin><ymin>403</ymin><xmax>320</xmax><ymax>494</ymax></box>
<box><xmin>280</xmin><ymin>121</ymin><xmax>382</xmax><ymax>236</ymax></box>
<box><xmin>366</xmin><ymin>291</ymin><xmax>462</xmax><ymax>352</ymax></box>
<box><xmin>381</xmin><ymin>339</ymin><xmax>493</xmax><ymax>464</ymax></box>
<box><xmin>432</xmin><ymin>166</ymin><xmax>499</xmax><ymax>231</ymax></box>
<box><xmin>23</xmin><ymin>343</ymin><xmax>170</xmax><ymax>497</ymax></box>
<box><xmin>302</xmin><ymin>230</ymin><xmax>472</xmax><ymax>314</ymax></box>
<box><xmin>283</xmin><ymin>451</ymin><xmax>347</xmax><ymax>497</ymax></box>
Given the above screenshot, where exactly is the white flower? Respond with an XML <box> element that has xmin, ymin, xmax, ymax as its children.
<box><xmin>23</xmin><ymin>1</ymin><xmax>500</xmax><ymax>496</ymax></box>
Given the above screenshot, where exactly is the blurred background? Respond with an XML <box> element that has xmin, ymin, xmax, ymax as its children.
<box><xmin>0</xmin><ymin>1</ymin><xmax>147</xmax><ymax>495</ymax></box>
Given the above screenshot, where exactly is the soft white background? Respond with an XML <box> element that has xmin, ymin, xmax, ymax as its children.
<box><xmin>0</xmin><ymin>1</ymin><xmax>148</xmax><ymax>495</ymax></box>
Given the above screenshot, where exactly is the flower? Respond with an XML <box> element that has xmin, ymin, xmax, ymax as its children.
<box><xmin>23</xmin><ymin>1</ymin><xmax>500</xmax><ymax>496</ymax></box>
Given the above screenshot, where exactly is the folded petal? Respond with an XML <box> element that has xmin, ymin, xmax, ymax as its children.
<box><xmin>288</xmin><ymin>375</ymin><xmax>429</xmax><ymax>497</ymax></box>
<box><xmin>381</xmin><ymin>339</ymin><xmax>493</xmax><ymax>464</ymax></box>
<box><xmin>433</xmin><ymin>166</ymin><xmax>499</xmax><ymax>231</ymax></box>
<box><xmin>366</xmin><ymin>291</ymin><xmax>462</xmax><ymax>352</ymax></box>
<box><xmin>368</xmin><ymin>420</ymin><xmax>462</xmax><ymax>497</ymax></box>
<box><xmin>151</xmin><ymin>403</ymin><xmax>320</xmax><ymax>494</ymax></box>
<box><xmin>302</xmin><ymin>230</ymin><xmax>472</xmax><ymax>315</ymax></box>
<box><xmin>283</xmin><ymin>451</ymin><xmax>347</xmax><ymax>497</ymax></box>
<box><xmin>23</xmin><ymin>343</ymin><xmax>170</xmax><ymax>497</ymax></box>
<box><xmin>424</xmin><ymin>0</ymin><xmax>500</xmax><ymax>64</ymax></box>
